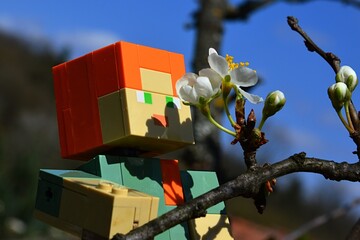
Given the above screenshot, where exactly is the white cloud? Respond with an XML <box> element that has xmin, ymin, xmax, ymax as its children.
<box><xmin>55</xmin><ymin>30</ymin><xmax>120</xmax><ymax>58</ymax></box>
<box><xmin>284</xmin><ymin>125</ymin><xmax>324</xmax><ymax>152</ymax></box>
<box><xmin>0</xmin><ymin>15</ymin><xmax>121</xmax><ymax>59</ymax></box>
<box><xmin>0</xmin><ymin>15</ymin><xmax>47</xmax><ymax>42</ymax></box>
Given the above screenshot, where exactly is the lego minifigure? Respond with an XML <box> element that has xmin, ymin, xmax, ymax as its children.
<box><xmin>34</xmin><ymin>41</ymin><xmax>232</xmax><ymax>240</ymax></box>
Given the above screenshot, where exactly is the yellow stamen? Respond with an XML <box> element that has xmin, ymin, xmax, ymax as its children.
<box><xmin>226</xmin><ymin>53</ymin><xmax>251</xmax><ymax>70</ymax></box>
<box><xmin>225</xmin><ymin>54</ymin><xmax>233</xmax><ymax>62</ymax></box>
<box><xmin>226</xmin><ymin>54</ymin><xmax>239</xmax><ymax>70</ymax></box>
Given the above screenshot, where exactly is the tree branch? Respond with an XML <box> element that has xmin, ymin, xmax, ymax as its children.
<box><xmin>287</xmin><ymin>16</ymin><xmax>360</xmax><ymax>161</ymax></box>
<box><xmin>347</xmin><ymin>218</ymin><xmax>360</xmax><ymax>240</ymax></box>
<box><xmin>284</xmin><ymin>198</ymin><xmax>360</xmax><ymax>240</ymax></box>
<box><xmin>287</xmin><ymin>16</ymin><xmax>341</xmax><ymax>73</ymax></box>
<box><xmin>224</xmin><ymin>0</ymin><xmax>360</xmax><ymax>22</ymax></box>
<box><xmin>113</xmin><ymin>153</ymin><xmax>360</xmax><ymax>240</ymax></box>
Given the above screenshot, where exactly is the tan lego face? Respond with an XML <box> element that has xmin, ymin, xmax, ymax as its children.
<box><xmin>123</xmin><ymin>88</ymin><xmax>193</xmax><ymax>141</ymax></box>
<box><xmin>98</xmin><ymin>68</ymin><xmax>194</xmax><ymax>155</ymax></box>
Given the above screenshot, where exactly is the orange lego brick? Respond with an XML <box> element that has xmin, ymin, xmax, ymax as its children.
<box><xmin>62</xmin><ymin>57</ymin><xmax>102</xmax><ymax>158</ymax></box>
<box><xmin>115</xmin><ymin>41</ymin><xmax>142</xmax><ymax>90</ymax></box>
<box><xmin>160</xmin><ymin>159</ymin><xmax>184</xmax><ymax>206</ymax></box>
<box><xmin>60</xmin><ymin>109</ymin><xmax>74</xmax><ymax>157</ymax></box>
<box><xmin>138</xmin><ymin>44</ymin><xmax>171</xmax><ymax>73</ymax></box>
<box><xmin>53</xmin><ymin>63</ymin><xmax>70</xmax><ymax>109</ymax></box>
<box><xmin>91</xmin><ymin>43</ymin><xmax>120</xmax><ymax>97</ymax></box>
<box><xmin>169</xmin><ymin>52</ymin><xmax>186</xmax><ymax>96</ymax></box>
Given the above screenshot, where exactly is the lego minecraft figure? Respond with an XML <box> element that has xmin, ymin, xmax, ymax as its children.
<box><xmin>34</xmin><ymin>41</ymin><xmax>232</xmax><ymax>239</ymax></box>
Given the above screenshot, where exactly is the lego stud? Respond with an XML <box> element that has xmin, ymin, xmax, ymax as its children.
<box><xmin>112</xmin><ymin>186</ymin><xmax>129</xmax><ymax>195</ymax></box>
<box><xmin>97</xmin><ymin>182</ymin><xmax>113</xmax><ymax>192</ymax></box>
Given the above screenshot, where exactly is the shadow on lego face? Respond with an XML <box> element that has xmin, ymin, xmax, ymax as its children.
<box><xmin>98</xmin><ymin>88</ymin><xmax>194</xmax><ymax>157</ymax></box>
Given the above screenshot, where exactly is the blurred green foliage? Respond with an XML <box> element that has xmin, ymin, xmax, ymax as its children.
<box><xmin>0</xmin><ymin>31</ymin><xmax>79</xmax><ymax>239</ymax></box>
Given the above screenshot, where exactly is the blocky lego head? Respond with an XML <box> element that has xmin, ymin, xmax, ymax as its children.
<box><xmin>53</xmin><ymin>41</ymin><xmax>194</xmax><ymax>160</ymax></box>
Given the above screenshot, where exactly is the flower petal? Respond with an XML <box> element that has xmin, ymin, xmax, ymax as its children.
<box><xmin>337</xmin><ymin>66</ymin><xmax>357</xmax><ymax>82</ymax></box>
<box><xmin>209</xmin><ymin>48</ymin><xmax>218</xmax><ymax>55</ymax></box>
<box><xmin>194</xmin><ymin>76</ymin><xmax>214</xmax><ymax>99</ymax></box>
<box><xmin>230</xmin><ymin>67</ymin><xmax>258</xmax><ymax>87</ymax></box>
<box><xmin>176</xmin><ymin>73</ymin><xmax>197</xmax><ymax>96</ymax></box>
<box><xmin>239</xmin><ymin>88</ymin><xmax>263</xmax><ymax>104</ymax></box>
<box><xmin>199</xmin><ymin>68</ymin><xmax>222</xmax><ymax>92</ymax></box>
<box><xmin>176</xmin><ymin>73</ymin><xmax>199</xmax><ymax>104</ymax></box>
<box><xmin>208</xmin><ymin>49</ymin><xmax>228</xmax><ymax>77</ymax></box>
<box><xmin>178</xmin><ymin>85</ymin><xmax>196</xmax><ymax>103</ymax></box>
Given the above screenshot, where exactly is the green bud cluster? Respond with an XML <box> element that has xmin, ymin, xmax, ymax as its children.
<box><xmin>258</xmin><ymin>90</ymin><xmax>286</xmax><ymax>130</ymax></box>
<box><xmin>336</xmin><ymin>66</ymin><xmax>358</xmax><ymax>92</ymax></box>
<box><xmin>262</xmin><ymin>90</ymin><xmax>286</xmax><ymax>119</ymax></box>
<box><xmin>328</xmin><ymin>65</ymin><xmax>358</xmax><ymax>134</ymax></box>
<box><xmin>328</xmin><ymin>82</ymin><xmax>351</xmax><ymax>111</ymax></box>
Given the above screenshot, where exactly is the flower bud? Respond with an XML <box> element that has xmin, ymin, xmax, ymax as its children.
<box><xmin>262</xmin><ymin>90</ymin><xmax>286</xmax><ymax>118</ymax></box>
<box><xmin>328</xmin><ymin>82</ymin><xmax>351</xmax><ymax>111</ymax></box>
<box><xmin>336</xmin><ymin>66</ymin><xmax>358</xmax><ymax>92</ymax></box>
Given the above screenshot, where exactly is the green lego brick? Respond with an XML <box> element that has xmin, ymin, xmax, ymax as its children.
<box><xmin>78</xmin><ymin>155</ymin><xmax>191</xmax><ymax>240</ymax></box>
<box><xmin>169</xmin><ymin>222</ymin><xmax>191</xmax><ymax>240</ymax></box>
<box><xmin>77</xmin><ymin>156</ymin><xmax>102</xmax><ymax>176</ymax></box>
<box><xmin>40</xmin><ymin>169</ymin><xmax>99</xmax><ymax>183</ymax></box>
<box><xmin>78</xmin><ymin>155</ymin><xmax>168</xmax><ymax>213</ymax></box>
<box><xmin>155</xmin><ymin>230</ymin><xmax>170</xmax><ymax>240</ymax></box>
<box><xmin>119</xmin><ymin>157</ymin><xmax>171</xmax><ymax>214</ymax></box>
<box><xmin>35</xmin><ymin>179</ymin><xmax>62</xmax><ymax>217</ymax></box>
<box><xmin>39</xmin><ymin>169</ymin><xmax>73</xmax><ymax>185</ymax></box>
<box><xmin>180</xmin><ymin>170</ymin><xmax>225</xmax><ymax>214</ymax></box>
<box><xmin>78</xmin><ymin>155</ymin><xmax>123</xmax><ymax>184</ymax></box>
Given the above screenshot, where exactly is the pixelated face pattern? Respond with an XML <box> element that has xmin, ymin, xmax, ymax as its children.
<box><xmin>98</xmin><ymin>86</ymin><xmax>194</xmax><ymax>155</ymax></box>
<box><xmin>53</xmin><ymin>41</ymin><xmax>194</xmax><ymax>160</ymax></box>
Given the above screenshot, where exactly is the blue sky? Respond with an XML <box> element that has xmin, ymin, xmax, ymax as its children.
<box><xmin>1</xmin><ymin>1</ymin><xmax>360</xmax><ymax>203</ymax></box>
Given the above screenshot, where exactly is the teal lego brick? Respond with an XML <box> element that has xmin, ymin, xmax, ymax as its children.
<box><xmin>39</xmin><ymin>169</ymin><xmax>100</xmax><ymax>184</ymax></box>
<box><xmin>78</xmin><ymin>155</ymin><xmax>167</xmax><ymax>214</ymax></box>
<box><xmin>77</xmin><ymin>155</ymin><xmax>191</xmax><ymax>240</ymax></box>
<box><xmin>78</xmin><ymin>155</ymin><xmax>123</xmax><ymax>184</ymax></box>
<box><xmin>154</xmin><ymin>230</ymin><xmax>170</xmax><ymax>240</ymax></box>
<box><xmin>78</xmin><ymin>155</ymin><xmax>170</xmax><ymax>212</ymax></box>
<box><xmin>119</xmin><ymin>158</ymin><xmax>192</xmax><ymax>240</ymax></box>
<box><xmin>180</xmin><ymin>170</ymin><xmax>225</xmax><ymax>214</ymax></box>
<box><xmin>169</xmin><ymin>222</ymin><xmax>191</xmax><ymax>240</ymax></box>
<box><xmin>35</xmin><ymin>179</ymin><xmax>62</xmax><ymax>217</ymax></box>
<box><xmin>119</xmin><ymin>157</ymin><xmax>168</xmax><ymax>214</ymax></box>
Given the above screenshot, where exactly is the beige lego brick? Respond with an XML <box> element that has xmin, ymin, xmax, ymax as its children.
<box><xmin>140</xmin><ymin>68</ymin><xmax>173</xmax><ymax>96</ymax></box>
<box><xmin>98</xmin><ymin>88</ymin><xmax>194</xmax><ymax>156</ymax></box>
<box><xmin>59</xmin><ymin>178</ymin><xmax>159</xmax><ymax>238</ymax></box>
<box><xmin>189</xmin><ymin>214</ymin><xmax>233</xmax><ymax>240</ymax></box>
<box><xmin>122</xmin><ymin>88</ymin><xmax>194</xmax><ymax>143</ymax></box>
<box><xmin>98</xmin><ymin>91</ymin><xmax>125</xmax><ymax>144</ymax></box>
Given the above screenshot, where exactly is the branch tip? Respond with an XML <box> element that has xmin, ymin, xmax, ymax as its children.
<box><xmin>287</xmin><ymin>16</ymin><xmax>298</xmax><ymax>30</ymax></box>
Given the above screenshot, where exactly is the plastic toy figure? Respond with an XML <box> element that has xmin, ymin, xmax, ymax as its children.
<box><xmin>34</xmin><ymin>41</ymin><xmax>233</xmax><ymax>239</ymax></box>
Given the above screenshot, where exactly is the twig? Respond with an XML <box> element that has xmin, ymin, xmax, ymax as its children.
<box><xmin>113</xmin><ymin>153</ymin><xmax>360</xmax><ymax>240</ymax></box>
<box><xmin>347</xmin><ymin>217</ymin><xmax>360</xmax><ymax>240</ymax></box>
<box><xmin>287</xmin><ymin>16</ymin><xmax>341</xmax><ymax>73</ymax></box>
<box><xmin>284</xmin><ymin>198</ymin><xmax>360</xmax><ymax>240</ymax></box>
<box><xmin>287</xmin><ymin>16</ymin><xmax>360</xmax><ymax>160</ymax></box>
